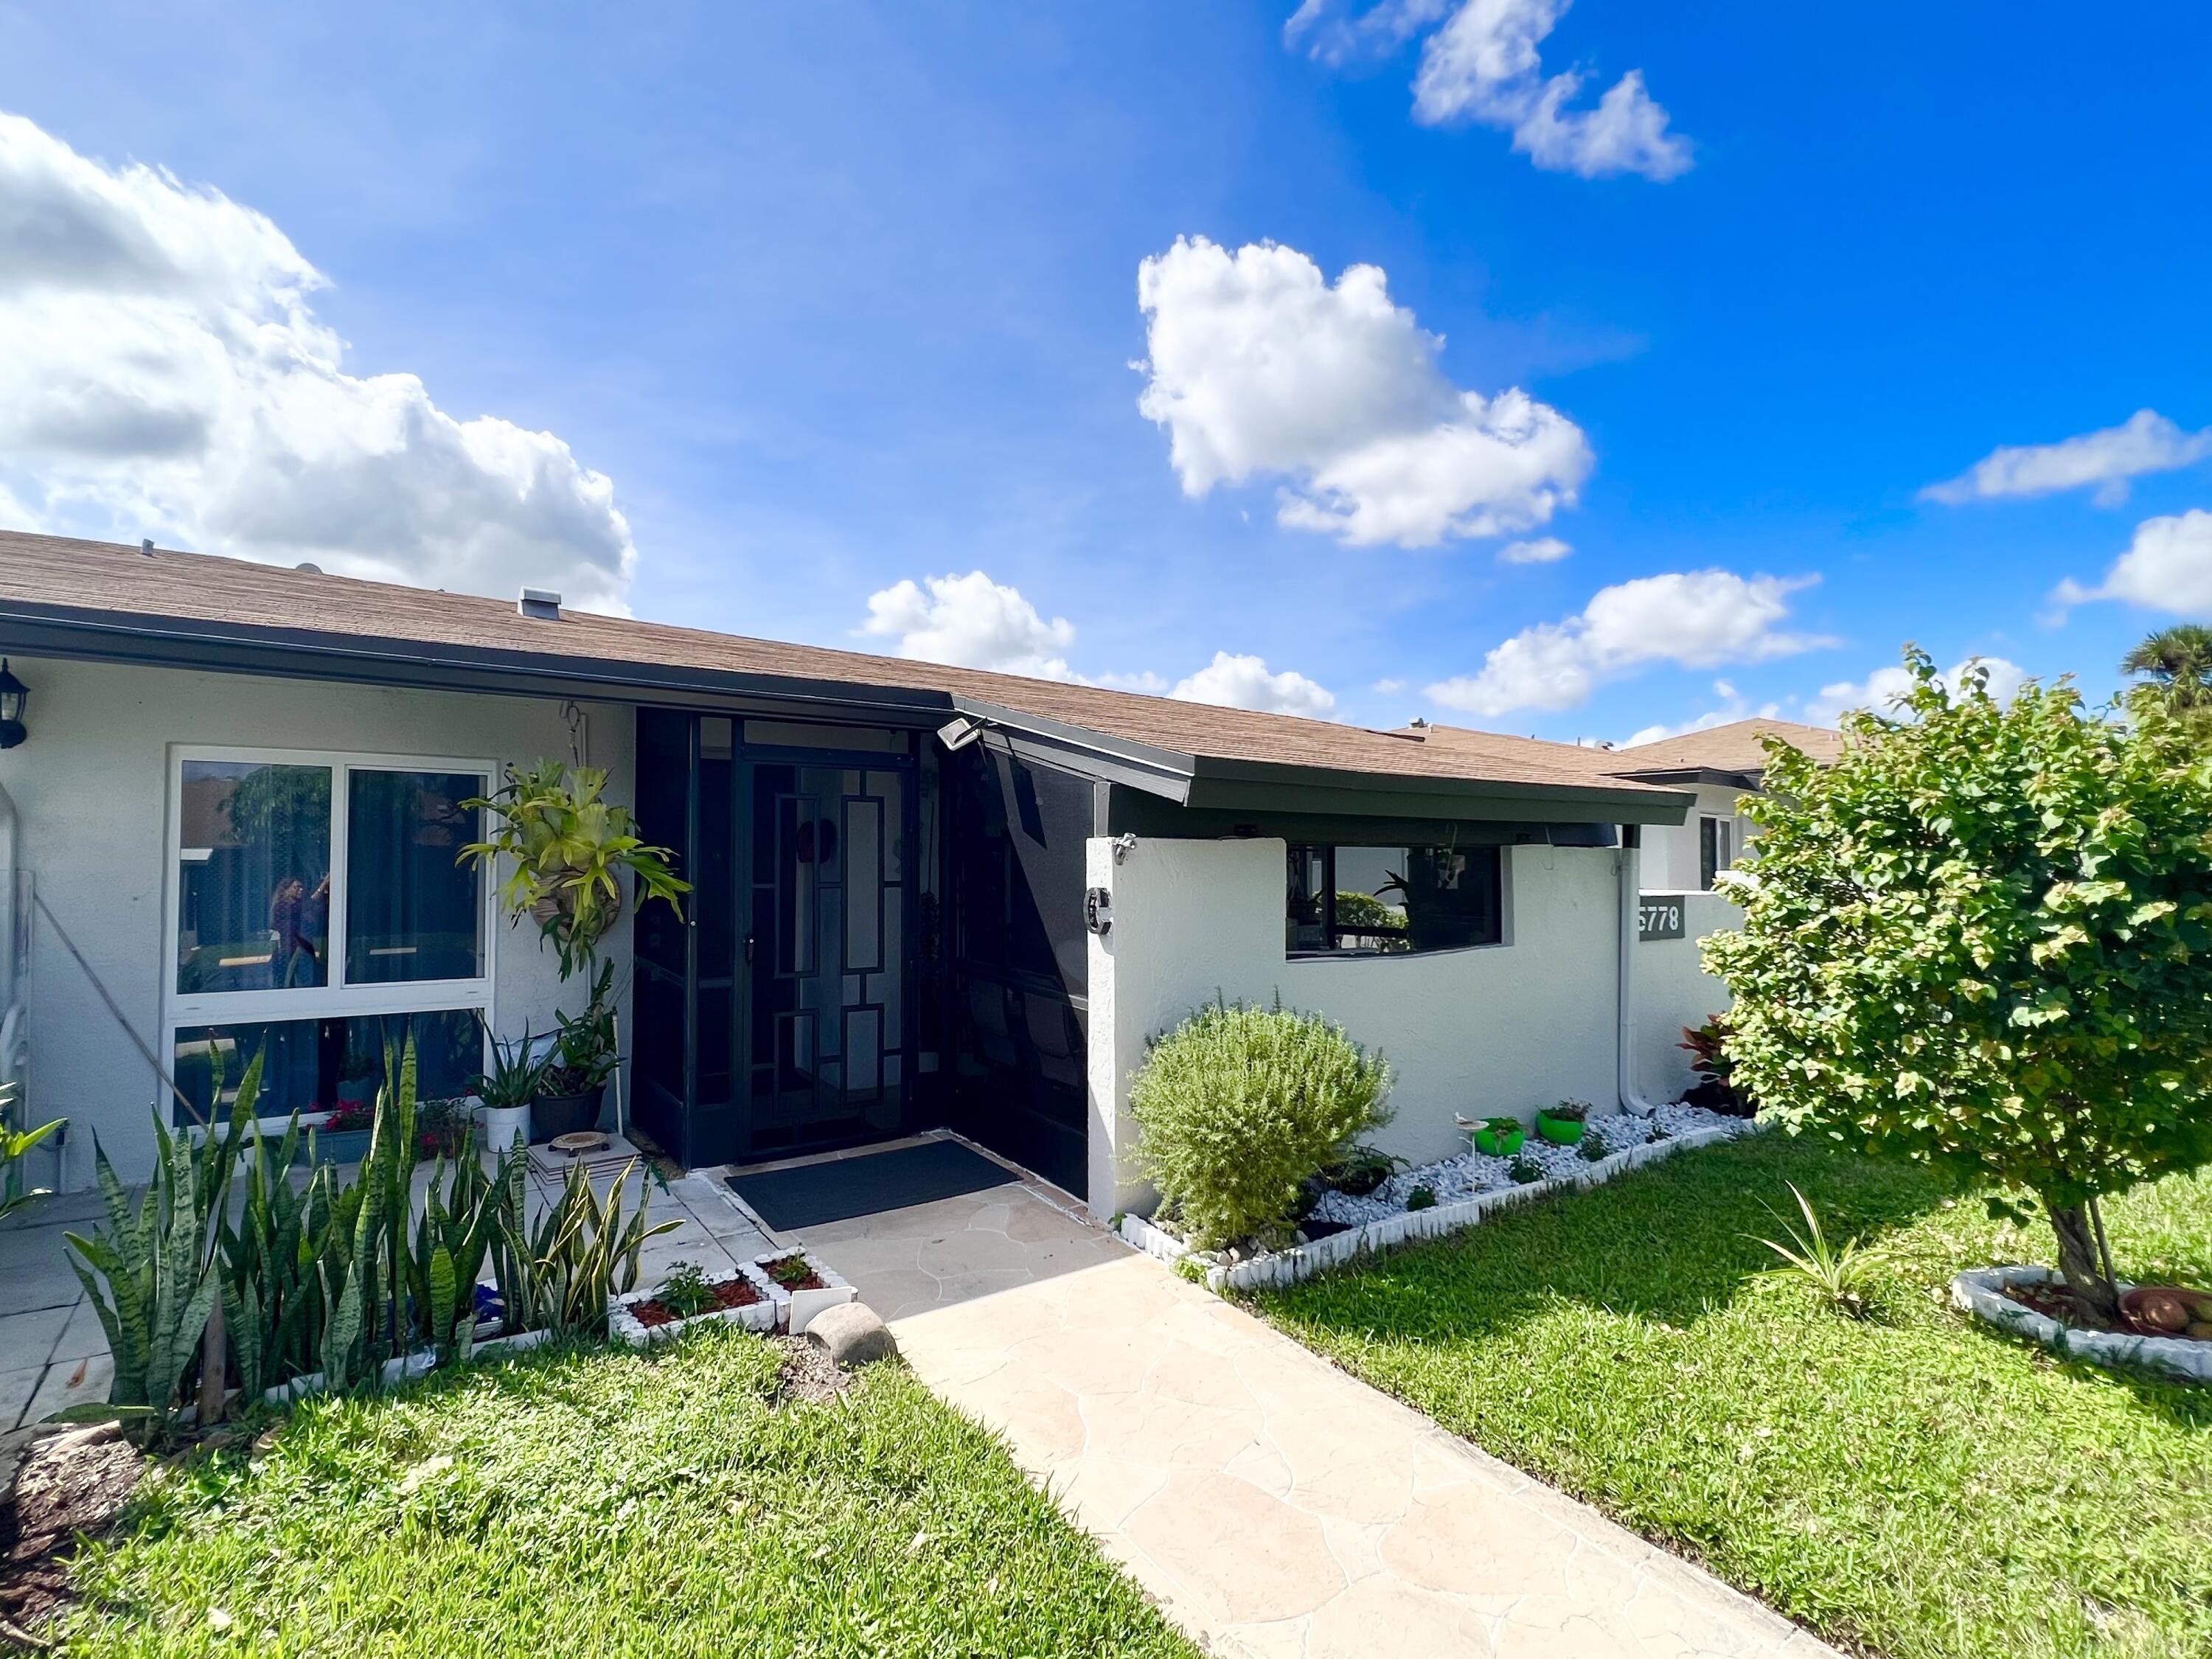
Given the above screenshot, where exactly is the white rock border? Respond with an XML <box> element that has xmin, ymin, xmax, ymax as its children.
<box><xmin>611</xmin><ymin>1258</ymin><xmax>784</xmax><ymax>1347</ymax></box>
<box><xmin>1122</xmin><ymin>1123</ymin><xmax>1750</xmax><ymax>1295</ymax></box>
<box><xmin>1950</xmin><ymin>1265</ymin><xmax>2212</xmax><ymax>1384</ymax></box>
<box><xmin>753</xmin><ymin>1248</ymin><xmax>857</xmax><ymax>1334</ymax></box>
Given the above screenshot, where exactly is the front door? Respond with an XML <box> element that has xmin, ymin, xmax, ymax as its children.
<box><xmin>740</xmin><ymin>758</ymin><xmax>915</xmax><ymax>1158</ymax></box>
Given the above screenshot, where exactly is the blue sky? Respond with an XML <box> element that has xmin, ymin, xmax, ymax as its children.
<box><xmin>2</xmin><ymin>2</ymin><xmax>2208</xmax><ymax>742</ymax></box>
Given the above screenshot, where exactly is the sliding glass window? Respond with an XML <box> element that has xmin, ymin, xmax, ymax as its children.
<box><xmin>1285</xmin><ymin>844</ymin><xmax>1504</xmax><ymax>956</ymax></box>
<box><xmin>165</xmin><ymin>749</ymin><xmax>493</xmax><ymax>1122</ymax></box>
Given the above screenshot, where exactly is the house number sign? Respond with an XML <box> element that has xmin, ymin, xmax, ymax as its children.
<box><xmin>1638</xmin><ymin>899</ymin><xmax>1686</xmax><ymax>942</ymax></box>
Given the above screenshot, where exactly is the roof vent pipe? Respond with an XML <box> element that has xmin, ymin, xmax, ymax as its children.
<box><xmin>518</xmin><ymin>588</ymin><xmax>563</xmax><ymax>621</ymax></box>
<box><xmin>141</xmin><ymin>539</ymin><xmax>155</xmax><ymax>556</ymax></box>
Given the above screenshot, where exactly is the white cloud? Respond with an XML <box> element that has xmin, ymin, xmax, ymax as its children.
<box><xmin>1172</xmin><ymin>652</ymin><xmax>1339</xmax><ymax>718</ymax></box>
<box><xmin>1424</xmin><ymin>569</ymin><xmax>1829</xmax><ymax>717</ymax></box>
<box><xmin>1135</xmin><ymin>236</ymin><xmax>1591</xmax><ymax>549</ymax></box>
<box><xmin>858</xmin><ymin>570</ymin><xmax>1339</xmax><ymax>717</ymax></box>
<box><xmin>0</xmin><ymin>111</ymin><xmax>636</xmax><ymax>611</ymax></box>
<box><xmin>1409</xmin><ymin>0</ymin><xmax>1690</xmax><ymax>180</ymax></box>
<box><xmin>859</xmin><ymin>571</ymin><xmax>1079</xmax><ymax>681</ymax></box>
<box><xmin>1922</xmin><ymin>410</ymin><xmax>2212</xmax><ymax>508</ymax></box>
<box><xmin>2051</xmin><ymin>509</ymin><xmax>2212</xmax><ymax>616</ymax></box>
<box><xmin>1806</xmin><ymin>656</ymin><xmax>2029</xmax><ymax>724</ymax></box>
<box><xmin>1498</xmin><ymin>535</ymin><xmax>1571</xmax><ymax>564</ymax></box>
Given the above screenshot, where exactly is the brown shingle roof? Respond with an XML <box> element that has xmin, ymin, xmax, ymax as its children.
<box><xmin>0</xmin><ymin>529</ymin><xmax>1689</xmax><ymax>813</ymax></box>
<box><xmin>1609</xmin><ymin>717</ymin><xmax>1844</xmax><ymax>777</ymax></box>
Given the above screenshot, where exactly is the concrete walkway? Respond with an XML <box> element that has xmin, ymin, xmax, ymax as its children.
<box><xmin>804</xmin><ymin>1175</ymin><xmax>1839</xmax><ymax>1659</ymax></box>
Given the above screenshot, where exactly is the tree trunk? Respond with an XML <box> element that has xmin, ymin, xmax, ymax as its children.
<box><xmin>2045</xmin><ymin>1198</ymin><xmax>2122</xmax><ymax>1329</ymax></box>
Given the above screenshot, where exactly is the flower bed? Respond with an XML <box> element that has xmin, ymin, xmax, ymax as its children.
<box><xmin>753</xmin><ymin>1250</ymin><xmax>857</xmax><ymax>1335</ymax></box>
<box><xmin>1950</xmin><ymin>1265</ymin><xmax>2212</xmax><ymax>1383</ymax></box>
<box><xmin>1123</xmin><ymin>1104</ymin><xmax>1759</xmax><ymax>1294</ymax></box>
<box><xmin>611</xmin><ymin>1260</ymin><xmax>782</xmax><ymax>1346</ymax></box>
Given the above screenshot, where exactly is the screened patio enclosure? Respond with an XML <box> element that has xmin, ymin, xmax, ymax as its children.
<box><xmin>629</xmin><ymin>709</ymin><xmax>1093</xmax><ymax>1198</ymax></box>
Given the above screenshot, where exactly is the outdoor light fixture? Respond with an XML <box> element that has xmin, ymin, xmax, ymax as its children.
<box><xmin>0</xmin><ymin>660</ymin><xmax>25</xmax><ymax>750</ymax></box>
<box><xmin>935</xmin><ymin>714</ymin><xmax>986</xmax><ymax>752</ymax></box>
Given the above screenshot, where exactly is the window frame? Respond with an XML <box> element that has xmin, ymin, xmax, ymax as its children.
<box><xmin>1699</xmin><ymin>815</ymin><xmax>1734</xmax><ymax>891</ymax></box>
<box><xmin>1284</xmin><ymin>841</ymin><xmax>1509</xmax><ymax>960</ymax></box>
<box><xmin>162</xmin><ymin>743</ymin><xmax>500</xmax><ymax>1036</ymax></box>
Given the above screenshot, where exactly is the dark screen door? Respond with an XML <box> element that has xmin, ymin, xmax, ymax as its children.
<box><xmin>742</xmin><ymin>761</ymin><xmax>912</xmax><ymax>1155</ymax></box>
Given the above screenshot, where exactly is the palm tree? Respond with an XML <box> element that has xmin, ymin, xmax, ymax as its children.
<box><xmin>2120</xmin><ymin>625</ymin><xmax>2212</xmax><ymax>715</ymax></box>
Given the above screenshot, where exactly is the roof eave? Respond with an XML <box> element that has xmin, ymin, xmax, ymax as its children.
<box><xmin>1187</xmin><ymin>756</ymin><xmax>1694</xmax><ymax>825</ymax></box>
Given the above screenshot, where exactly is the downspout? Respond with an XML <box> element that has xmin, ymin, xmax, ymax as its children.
<box><xmin>1615</xmin><ymin>829</ymin><xmax>1660</xmax><ymax>1118</ymax></box>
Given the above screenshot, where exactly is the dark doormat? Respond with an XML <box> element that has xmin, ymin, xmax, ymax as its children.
<box><xmin>727</xmin><ymin>1139</ymin><xmax>1019</xmax><ymax>1231</ymax></box>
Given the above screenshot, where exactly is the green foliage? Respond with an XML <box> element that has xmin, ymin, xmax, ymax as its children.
<box><xmin>546</xmin><ymin>957</ymin><xmax>620</xmax><ymax>1093</ymax></box>
<box><xmin>763</xmin><ymin>1253</ymin><xmax>817</xmax><ymax>1290</ymax></box>
<box><xmin>2121</xmin><ymin>623</ymin><xmax>2212</xmax><ymax>723</ymax></box>
<box><xmin>0</xmin><ymin>1079</ymin><xmax>62</xmax><ymax>1220</ymax></box>
<box><xmin>462</xmin><ymin>759</ymin><xmax>688</xmax><ymax>980</ymax></box>
<box><xmin>219</xmin><ymin>1113</ymin><xmax>329</xmax><ymax>1401</ymax></box>
<box><xmin>1319</xmin><ymin>1143</ymin><xmax>1403</xmax><ymax>1198</ymax></box>
<box><xmin>1405</xmin><ymin>1185</ymin><xmax>1437</xmax><ymax>1211</ymax></box>
<box><xmin>474</xmin><ymin>1016</ymin><xmax>554</xmax><ymax>1110</ymax></box>
<box><xmin>1705</xmin><ymin>647</ymin><xmax>2212</xmax><ymax>1312</ymax></box>
<box><xmin>65</xmin><ymin>1067</ymin><xmax>253</xmax><ymax>1434</ymax></box>
<box><xmin>1747</xmin><ymin>1181</ymin><xmax>1895</xmax><ymax>1318</ymax></box>
<box><xmin>655</xmin><ymin>1261</ymin><xmax>719</xmax><ymax>1319</ymax></box>
<box><xmin>502</xmin><ymin>1159</ymin><xmax>678</xmax><ymax>1337</ymax></box>
<box><xmin>1130</xmin><ymin>995</ymin><xmax>1392</xmax><ymax>1251</ymax></box>
<box><xmin>1507</xmin><ymin>1152</ymin><xmax>1545</xmax><ymax>1185</ymax></box>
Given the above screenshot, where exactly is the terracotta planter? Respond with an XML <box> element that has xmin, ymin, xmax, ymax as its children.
<box><xmin>532</xmin><ymin>1083</ymin><xmax>605</xmax><ymax>1141</ymax></box>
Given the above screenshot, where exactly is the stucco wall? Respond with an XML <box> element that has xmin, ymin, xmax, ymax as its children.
<box><xmin>0</xmin><ymin>656</ymin><xmax>636</xmax><ymax>1187</ymax></box>
<box><xmin>1086</xmin><ymin>835</ymin><xmax>1628</xmax><ymax>1216</ymax></box>
<box><xmin>1630</xmin><ymin>888</ymin><xmax>1739</xmax><ymax>1103</ymax></box>
<box><xmin>1642</xmin><ymin>782</ymin><xmax>1756</xmax><ymax>892</ymax></box>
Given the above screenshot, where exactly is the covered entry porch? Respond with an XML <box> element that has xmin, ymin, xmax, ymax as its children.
<box><xmin>625</xmin><ymin>708</ymin><xmax>1096</xmax><ymax>1200</ymax></box>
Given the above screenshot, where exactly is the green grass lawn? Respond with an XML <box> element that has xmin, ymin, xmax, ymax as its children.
<box><xmin>1257</xmin><ymin>1131</ymin><xmax>2212</xmax><ymax>1659</ymax></box>
<box><xmin>56</xmin><ymin>1330</ymin><xmax>1197</xmax><ymax>1659</ymax></box>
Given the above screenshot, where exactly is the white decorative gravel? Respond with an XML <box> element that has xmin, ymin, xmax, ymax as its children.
<box><xmin>1307</xmin><ymin>1104</ymin><xmax>1756</xmax><ymax>1228</ymax></box>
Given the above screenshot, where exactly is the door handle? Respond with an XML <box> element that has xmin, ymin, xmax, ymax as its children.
<box><xmin>744</xmin><ymin>934</ymin><xmax>755</xmax><ymax>964</ymax></box>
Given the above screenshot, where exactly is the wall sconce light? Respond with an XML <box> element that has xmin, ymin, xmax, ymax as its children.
<box><xmin>0</xmin><ymin>660</ymin><xmax>26</xmax><ymax>750</ymax></box>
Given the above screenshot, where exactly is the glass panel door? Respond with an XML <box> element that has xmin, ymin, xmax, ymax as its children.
<box><xmin>743</xmin><ymin>761</ymin><xmax>911</xmax><ymax>1155</ymax></box>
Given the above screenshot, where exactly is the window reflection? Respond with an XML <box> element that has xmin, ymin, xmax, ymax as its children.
<box><xmin>176</xmin><ymin>762</ymin><xmax>332</xmax><ymax>994</ymax></box>
<box><xmin>345</xmin><ymin>770</ymin><xmax>484</xmax><ymax>984</ymax></box>
<box><xmin>1285</xmin><ymin>844</ymin><xmax>1503</xmax><ymax>956</ymax></box>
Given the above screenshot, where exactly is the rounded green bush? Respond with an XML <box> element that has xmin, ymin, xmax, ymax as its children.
<box><xmin>1130</xmin><ymin>997</ymin><xmax>1391</xmax><ymax>1251</ymax></box>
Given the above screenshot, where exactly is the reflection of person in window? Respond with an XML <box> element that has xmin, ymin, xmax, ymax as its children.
<box><xmin>269</xmin><ymin>875</ymin><xmax>325</xmax><ymax>986</ymax></box>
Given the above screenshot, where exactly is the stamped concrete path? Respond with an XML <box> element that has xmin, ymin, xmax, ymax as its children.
<box><xmin>776</xmin><ymin>1154</ymin><xmax>1842</xmax><ymax>1659</ymax></box>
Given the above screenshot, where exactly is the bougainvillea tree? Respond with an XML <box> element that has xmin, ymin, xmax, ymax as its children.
<box><xmin>1705</xmin><ymin>650</ymin><xmax>2212</xmax><ymax>1325</ymax></box>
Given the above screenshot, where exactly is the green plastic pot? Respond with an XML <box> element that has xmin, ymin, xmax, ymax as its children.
<box><xmin>1472</xmin><ymin>1125</ymin><xmax>1526</xmax><ymax>1158</ymax></box>
<box><xmin>1536</xmin><ymin>1110</ymin><xmax>1586</xmax><ymax>1147</ymax></box>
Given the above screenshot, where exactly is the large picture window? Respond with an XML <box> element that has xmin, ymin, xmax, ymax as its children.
<box><xmin>166</xmin><ymin>748</ymin><xmax>494</xmax><ymax>1121</ymax></box>
<box><xmin>1286</xmin><ymin>844</ymin><xmax>1504</xmax><ymax>956</ymax></box>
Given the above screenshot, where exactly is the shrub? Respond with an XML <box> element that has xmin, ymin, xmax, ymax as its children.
<box><xmin>1706</xmin><ymin>649</ymin><xmax>2212</xmax><ymax>1324</ymax></box>
<box><xmin>1405</xmin><ymin>1186</ymin><xmax>1436</xmax><ymax>1211</ymax></box>
<box><xmin>1508</xmin><ymin>1152</ymin><xmax>1545</xmax><ymax>1185</ymax></box>
<box><xmin>1131</xmin><ymin>996</ymin><xmax>1391</xmax><ymax>1251</ymax></box>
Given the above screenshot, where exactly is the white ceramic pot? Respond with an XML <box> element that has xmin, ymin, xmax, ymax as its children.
<box><xmin>476</xmin><ymin>1101</ymin><xmax>529</xmax><ymax>1154</ymax></box>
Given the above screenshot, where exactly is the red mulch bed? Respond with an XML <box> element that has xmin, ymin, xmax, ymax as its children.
<box><xmin>628</xmin><ymin>1276</ymin><xmax>762</xmax><ymax>1329</ymax></box>
<box><xmin>2</xmin><ymin>1423</ymin><xmax>147</xmax><ymax>1641</ymax></box>
<box><xmin>760</xmin><ymin>1255</ymin><xmax>827</xmax><ymax>1293</ymax></box>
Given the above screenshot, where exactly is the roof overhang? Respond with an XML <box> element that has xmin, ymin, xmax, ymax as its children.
<box><xmin>1</xmin><ymin>597</ymin><xmax>1694</xmax><ymax>827</ymax></box>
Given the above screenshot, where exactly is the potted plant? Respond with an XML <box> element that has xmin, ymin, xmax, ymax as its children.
<box><xmin>473</xmin><ymin>1020</ymin><xmax>549</xmax><ymax>1153</ymax></box>
<box><xmin>462</xmin><ymin>761</ymin><xmax>688</xmax><ymax>1141</ymax></box>
<box><xmin>333</xmin><ymin>1046</ymin><xmax>379</xmax><ymax>1112</ymax></box>
<box><xmin>415</xmin><ymin>1096</ymin><xmax>473</xmax><ymax>1161</ymax></box>
<box><xmin>1471</xmin><ymin>1115</ymin><xmax>1525</xmax><ymax>1158</ymax></box>
<box><xmin>1536</xmin><ymin>1100</ymin><xmax>1589</xmax><ymax>1145</ymax></box>
<box><xmin>535</xmin><ymin>960</ymin><xmax>619</xmax><ymax>1140</ymax></box>
<box><xmin>302</xmin><ymin>1096</ymin><xmax>376</xmax><ymax>1164</ymax></box>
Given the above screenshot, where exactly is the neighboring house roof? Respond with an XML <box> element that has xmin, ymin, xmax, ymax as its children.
<box><xmin>1410</xmin><ymin>716</ymin><xmax>1841</xmax><ymax>790</ymax></box>
<box><xmin>1607</xmin><ymin>718</ymin><xmax>1844</xmax><ymax>784</ymax></box>
<box><xmin>0</xmin><ymin>529</ymin><xmax>1693</xmax><ymax>824</ymax></box>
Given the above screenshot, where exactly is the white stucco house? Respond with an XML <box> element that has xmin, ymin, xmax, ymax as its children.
<box><xmin>1</xmin><ymin>529</ymin><xmax>1790</xmax><ymax>1218</ymax></box>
